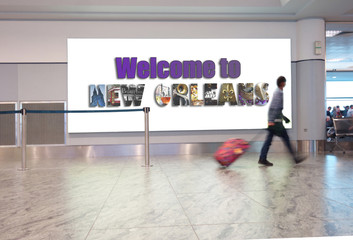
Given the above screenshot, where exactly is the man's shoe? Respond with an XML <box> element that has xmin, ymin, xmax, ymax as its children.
<box><xmin>258</xmin><ymin>158</ymin><xmax>273</xmax><ymax>166</ymax></box>
<box><xmin>294</xmin><ymin>156</ymin><xmax>307</xmax><ymax>164</ymax></box>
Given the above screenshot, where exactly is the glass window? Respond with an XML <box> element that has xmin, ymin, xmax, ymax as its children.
<box><xmin>326</xmin><ymin>72</ymin><xmax>353</xmax><ymax>109</ymax></box>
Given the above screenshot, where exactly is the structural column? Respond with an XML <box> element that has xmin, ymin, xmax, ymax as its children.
<box><xmin>295</xmin><ymin>18</ymin><xmax>326</xmax><ymax>151</ymax></box>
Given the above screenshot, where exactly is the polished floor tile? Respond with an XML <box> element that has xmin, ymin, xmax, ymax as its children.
<box><xmin>3</xmin><ymin>227</ymin><xmax>88</xmax><ymax>240</ymax></box>
<box><xmin>177</xmin><ymin>191</ymin><xmax>273</xmax><ymax>224</ymax></box>
<box><xmin>86</xmin><ymin>226</ymin><xmax>198</xmax><ymax>240</ymax></box>
<box><xmin>193</xmin><ymin>220</ymin><xmax>353</xmax><ymax>240</ymax></box>
<box><xmin>1</xmin><ymin>152</ymin><xmax>353</xmax><ymax>239</ymax></box>
<box><xmin>93</xmin><ymin>190</ymin><xmax>190</xmax><ymax>229</ymax></box>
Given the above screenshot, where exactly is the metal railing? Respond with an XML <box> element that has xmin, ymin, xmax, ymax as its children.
<box><xmin>0</xmin><ymin>107</ymin><xmax>151</xmax><ymax>170</ymax></box>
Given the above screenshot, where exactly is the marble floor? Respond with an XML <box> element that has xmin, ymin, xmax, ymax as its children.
<box><xmin>1</xmin><ymin>152</ymin><xmax>353</xmax><ymax>240</ymax></box>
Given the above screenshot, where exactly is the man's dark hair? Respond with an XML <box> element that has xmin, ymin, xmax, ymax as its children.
<box><xmin>277</xmin><ymin>76</ymin><xmax>286</xmax><ymax>87</ymax></box>
<box><xmin>350</xmin><ymin>105</ymin><xmax>353</xmax><ymax>108</ymax></box>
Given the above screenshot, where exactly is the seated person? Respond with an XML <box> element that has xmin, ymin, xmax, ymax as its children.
<box><xmin>333</xmin><ymin>106</ymin><xmax>343</xmax><ymax>119</ymax></box>
<box><xmin>347</xmin><ymin>105</ymin><xmax>353</xmax><ymax>118</ymax></box>
<box><xmin>326</xmin><ymin>116</ymin><xmax>333</xmax><ymax>128</ymax></box>
<box><xmin>326</xmin><ymin>106</ymin><xmax>332</xmax><ymax>117</ymax></box>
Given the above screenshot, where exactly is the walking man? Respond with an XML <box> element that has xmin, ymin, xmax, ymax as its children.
<box><xmin>259</xmin><ymin>76</ymin><xmax>306</xmax><ymax>166</ymax></box>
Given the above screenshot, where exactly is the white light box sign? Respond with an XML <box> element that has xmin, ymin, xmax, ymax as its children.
<box><xmin>67</xmin><ymin>39</ymin><xmax>292</xmax><ymax>133</ymax></box>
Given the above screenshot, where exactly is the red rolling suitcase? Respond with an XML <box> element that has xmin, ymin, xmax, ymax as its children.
<box><xmin>214</xmin><ymin>138</ymin><xmax>251</xmax><ymax>167</ymax></box>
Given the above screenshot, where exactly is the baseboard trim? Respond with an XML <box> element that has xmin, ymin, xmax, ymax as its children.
<box><xmin>0</xmin><ymin>140</ymin><xmax>307</xmax><ymax>160</ymax></box>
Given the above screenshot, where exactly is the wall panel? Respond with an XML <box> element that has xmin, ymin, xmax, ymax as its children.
<box><xmin>21</xmin><ymin>102</ymin><xmax>65</xmax><ymax>145</ymax></box>
<box><xmin>0</xmin><ymin>103</ymin><xmax>16</xmax><ymax>146</ymax></box>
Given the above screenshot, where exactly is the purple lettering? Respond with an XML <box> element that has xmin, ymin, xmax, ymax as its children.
<box><xmin>150</xmin><ymin>57</ymin><xmax>157</xmax><ymax>78</ymax></box>
<box><xmin>219</xmin><ymin>58</ymin><xmax>228</xmax><ymax>78</ymax></box>
<box><xmin>158</xmin><ymin>61</ymin><xmax>169</xmax><ymax>79</ymax></box>
<box><xmin>170</xmin><ymin>61</ymin><xmax>183</xmax><ymax>79</ymax></box>
<box><xmin>116</xmin><ymin>57</ymin><xmax>137</xmax><ymax>79</ymax></box>
<box><xmin>183</xmin><ymin>61</ymin><xmax>203</xmax><ymax>78</ymax></box>
<box><xmin>137</xmin><ymin>60</ymin><xmax>149</xmax><ymax>79</ymax></box>
<box><xmin>228</xmin><ymin>60</ymin><xmax>241</xmax><ymax>78</ymax></box>
<box><xmin>203</xmin><ymin>60</ymin><xmax>215</xmax><ymax>79</ymax></box>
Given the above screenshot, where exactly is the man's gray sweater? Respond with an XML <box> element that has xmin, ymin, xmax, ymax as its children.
<box><xmin>268</xmin><ymin>87</ymin><xmax>283</xmax><ymax>122</ymax></box>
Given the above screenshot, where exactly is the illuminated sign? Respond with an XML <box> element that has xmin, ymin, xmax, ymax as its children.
<box><xmin>68</xmin><ymin>39</ymin><xmax>291</xmax><ymax>133</ymax></box>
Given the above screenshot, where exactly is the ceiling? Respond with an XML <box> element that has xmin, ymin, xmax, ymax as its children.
<box><xmin>1</xmin><ymin>0</ymin><xmax>353</xmax><ymax>73</ymax></box>
<box><xmin>0</xmin><ymin>0</ymin><xmax>353</xmax><ymax>21</ymax></box>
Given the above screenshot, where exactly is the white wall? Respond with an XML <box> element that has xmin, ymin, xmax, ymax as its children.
<box><xmin>18</xmin><ymin>64</ymin><xmax>67</xmax><ymax>101</ymax></box>
<box><xmin>0</xmin><ymin>20</ymin><xmax>326</xmax><ymax>145</ymax></box>
<box><xmin>0</xmin><ymin>21</ymin><xmax>298</xmax><ymax>62</ymax></box>
<box><xmin>0</xmin><ymin>64</ymin><xmax>18</xmax><ymax>102</ymax></box>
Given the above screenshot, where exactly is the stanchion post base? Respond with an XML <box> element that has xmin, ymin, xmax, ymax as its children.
<box><xmin>141</xmin><ymin>165</ymin><xmax>153</xmax><ymax>167</ymax></box>
<box><xmin>17</xmin><ymin>168</ymin><xmax>29</xmax><ymax>171</ymax></box>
